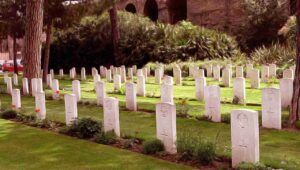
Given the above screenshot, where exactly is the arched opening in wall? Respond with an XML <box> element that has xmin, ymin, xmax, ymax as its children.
<box><xmin>125</xmin><ymin>3</ymin><xmax>137</xmax><ymax>13</ymax></box>
<box><xmin>290</xmin><ymin>0</ymin><xmax>296</xmax><ymax>15</ymax></box>
<box><xmin>144</xmin><ymin>0</ymin><xmax>158</xmax><ymax>21</ymax></box>
<box><xmin>167</xmin><ymin>0</ymin><xmax>187</xmax><ymax>24</ymax></box>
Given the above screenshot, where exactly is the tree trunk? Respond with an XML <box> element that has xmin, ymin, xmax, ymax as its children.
<box><xmin>109</xmin><ymin>4</ymin><xmax>120</xmax><ymax>65</ymax></box>
<box><xmin>23</xmin><ymin>0</ymin><xmax>44</xmax><ymax>88</ymax></box>
<box><xmin>13</xmin><ymin>35</ymin><xmax>18</xmax><ymax>75</ymax></box>
<box><xmin>289</xmin><ymin>0</ymin><xmax>300</xmax><ymax>127</ymax></box>
<box><xmin>43</xmin><ymin>21</ymin><xmax>53</xmax><ymax>83</ymax></box>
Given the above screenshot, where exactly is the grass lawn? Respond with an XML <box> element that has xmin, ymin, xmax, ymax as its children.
<box><xmin>0</xmin><ymin>74</ymin><xmax>299</xmax><ymax>169</ymax></box>
<box><xmin>0</xmin><ymin>119</ymin><xmax>192</xmax><ymax>170</ymax></box>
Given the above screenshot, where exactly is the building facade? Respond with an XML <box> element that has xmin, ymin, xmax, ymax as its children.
<box><xmin>117</xmin><ymin>0</ymin><xmax>292</xmax><ymax>34</ymax></box>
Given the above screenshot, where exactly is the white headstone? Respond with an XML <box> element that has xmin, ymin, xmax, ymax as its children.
<box><xmin>204</xmin><ymin>85</ymin><xmax>221</xmax><ymax>122</ymax></box>
<box><xmin>280</xmin><ymin>78</ymin><xmax>293</xmax><ymax>108</ymax></box>
<box><xmin>233</xmin><ymin>78</ymin><xmax>246</xmax><ymax>104</ymax></box>
<box><xmin>156</xmin><ymin>102</ymin><xmax>177</xmax><ymax>154</ymax></box>
<box><xmin>52</xmin><ymin>79</ymin><xmax>60</xmax><ymax>100</ymax></box>
<box><xmin>113</xmin><ymin>74</ymin><xmax>121</xmax><ymax>91</ymax></box>
<box><xmin>93</xmin><ymin>74</ymin><xmax>101</xmax><ymax>89</ymax></box>
<box><xmin>236</xmin><ymin>66</ymin><xmax>244</xmax><ymax>78</ymax></box>
<box><xmin>222</xmin><ymin>68</ymin><xmax>231</xmax><ymax>87</ymax></box>
<box><xmin>64</xmin><ymin>94</ymin><xmax>78</xmax><ymax>126</ymax></box>
<box><xmin>283</xmin><ymin>69</ymin><xmax>294</xmax><ymax>79</ymax></box>
<box><xmin>31</xmin><ymin>78</ymin><xmax>38</xmax><ymax>96</ymax></box>
<box><xmin>137</xmin><ymin>75</ymin><xmax>146</xmax><ymax>97</ymax></box>
<box><xmin>174</xmin><ymin>68</ymin><xmax>182</xmax><ymax>85</ymax></box>
<box><xmin>250</xmin><ymin>69</ymin><xmax>260</xmax><ymax>89</ymax></box>
<box><xmin>81</xmin><ymin>67</ymin><xmax>86</xmax><ymax>81</ymax></box>
<box><xmin>213</xmin><ymin>65</ymin><xmax>220</xmax><ymax>81</ymax></box>
<box><xmin>13</xmin><ymin>74</ymin><xmax>18</xmax><ymax>86</ymax></box>
<box><xmin>50</xmin><ymin>69</ymin><xmax>54</xmax><ymax>79</ymax></box>
<box><xmin>106</xmin><ymin>69</ymin><xmax>112</xmax><ymax>82</ymax></box>
<box><xmin>121</xmin><ymin>66</ymin><xmax>126</xmax><ymax>83</ymax></box>
<box><xmin>261</xmin><ymin>65</ymin><xmax>269</xmax><ymax>83</ymax></box>
<box><xmin>246</xmin><ymin>64</ymin><xmax>253</xmax><ymax>78</ymax></box>
<box><xmin>161</xmin><ymin>84</ymin><xmax>174</xmax><ymax>104</ymax></box>
<box><xmin>95</xmin><ymin>81</ymin><xmax>106</xmax><ymax>106</ymax></box>
<box><xmin>262</xmin><ymin>88</ymin><xmax>281</xmax><ymax>129</ymax></box>
<box><xmin>103</xmin><ymin>97</ymin><xmax>120</xmax><ymax>137</ymax></box>
<box><xmin>155</xmin><ymin>68</ymin><xmax>162</xmax><ymax>84</ymax></box>
<box><xmin>6</xmin><ymin>77</ymin><xmax>12</xmax><ymax>94</ymax></box>
<box><xmin>231</xmin><ymin>109</ymin><xmax>259</xmax><ymax>167</ymax></box>
<box><xmin>125</xmin><ymin>82</ymin><xmax>137</xmax><ymax>111</ymax></box>
<box><xmin>206</xmin><ymin>64</ymin><xmax>213</xmax><ymax>77</ymax></box>
<box><xmin>22</xmin><ymin>78</ymin><xmax>29</xmax><ymax>95</ymax></box>
<box><xmin>163</xmin><ymin>76</ymin><xmax>173</xmax><ymax>85</ymax></box>
<box><xmin>59</xmin><ymin>69</ymin><xmax>64</xmax><ymax>79</ymax></box>
<box><xmin>269</xmin><ymin>64</ymin><xmax>277</xmax><ymax>78</ymax></box>
<box><xmin>128</xmin><ymin>68</ymin><xmax>133</xmax><ymax>80</ymax></box>
<box><xmin>46</xmin><ymin>74</ymin><xmax>52</xmax><ymax>88</ymax></box>
<box><xmin>35</xmin><ymin>91</ymin><xmax>46</xmax><ymax>120</ymax></box>
<box><xmin>195</xmin><ymin>77</ymin><xmax>206</xmax><ymax>101</ymax></box>
<box><xmin>37</xmin><ymin>78</ymin><xmax>43</xmax><ymax>93</ymax></box>
<box><xmin>72</xmin><ymin>80</ymin><xmax>81</xmax><ymax>102</ymax></box>
<box><xmin>12</xmin><ymin>89</ymin><xmax>21</xmax><ymax>109</ymax></box>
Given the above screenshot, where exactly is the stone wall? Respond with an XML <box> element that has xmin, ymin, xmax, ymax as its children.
<box><xmin>117</xmin><ymin>0</ymin><xmax>291</xmax><ymax>34</ymax></box>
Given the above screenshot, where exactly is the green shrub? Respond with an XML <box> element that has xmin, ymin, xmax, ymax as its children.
<box><xmin>177</xmin><ymin>98</ymin><xmax>189</xmax><ymax>118</ymax></box>
<box><xmin>123</xmin><ymin>139</ymin><xmax>135</xmax><ymax>149</ymax></box>
<box><xmin>237</xmin><ymin>0</ymin><xmax>288</xmax><ymax>51</ymax></box>
<box><xmin>50</xmin><ymin>12</ymin><xmax>239</xmax><ymax>71</ymax></box>
<box><xmin>251</xmin><ymin>43</ymin><xmax>295</xmax><ymax>68</ymax></box>
<box><xmin>94</xmin><ymin>131</ymin><xmax>117</xmax><ymax>145</ymax></box>
<box><xmin>64</xmin><ymin>118</ymin><xmax>102</xmax><ymax>139</ymax></box>
<box><xmin>142</xmin><ymin>139</ymin><xmax>164</xmax><ymax>154</ymax></box>
<box><xmin>221</xmin><ymin>114</ymin><xmax>231</xmax><ymax>124</ymax></box>
<box><xmin>295</xmin><ymin>121</ymin><xmax>300</xmax><ymax>130</ymax></box>
<box><xmin>236</xmin><ymin>162</ymin><xmax>267</xmax><ymax>170</ymax></box>
<box><xmin>0</xmin><ymin>110</ymin><xmax>18</xmax><ymax>119</ymax></box>
<box><xmin>177</xmin><ymin>133</ymin><xmax>216</xmax><ymax>165</ymax></box>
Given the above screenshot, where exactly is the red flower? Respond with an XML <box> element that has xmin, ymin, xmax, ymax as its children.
<box><xmin>35</xmin><ymin>108</ymin><xmax>40</xmax><ymax>113</ymax></box>
<box><xmin>55</xmin><ymin>90</ymin><xmax>60</xmax><ymax>94</ymax></box>
<box><xmin>11</xmin><ymin>104</ymin><xmax>16</xmax><ymax>108</ymax></box>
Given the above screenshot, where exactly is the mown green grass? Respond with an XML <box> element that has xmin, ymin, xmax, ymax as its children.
<box><xmin>0</xmin><ymin>74</ymin><xmax>298</xmax><ymax>169</ymax></box>
<box><xmin>0</xmin><ymin>119</ymin><xmax>192</xmax><ymax>170</ymax></box>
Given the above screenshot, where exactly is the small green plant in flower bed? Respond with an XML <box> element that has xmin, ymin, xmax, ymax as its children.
<box><xmin>0</xmin><ymin>110</ymin><xmax>18</xmax><ymax>119</ymax></box>
<box><xmin>94</xmin><ymin>131</ymin><xmax>117</xmax><ymax>145</ymax></box>
<box><xmin>62</xmin><ymin>118</ymin><xmax>102</xmax><ymax>139</ymax></box>
<box><xmin>142</xmin><ymin>139</ymin><xmax>165</xmax><ymax>155</ymax></box>
<box><xmin>177</xmin><ymin>133</ymin><xmax>217</xmax><ymax>165</ymax></box>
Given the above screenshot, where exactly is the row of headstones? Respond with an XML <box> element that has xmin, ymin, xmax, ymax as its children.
<box><xmin>7</xmin><ymin>84</ymin><xmax>261</xmax><ymax>167</ymax></box>
<box><xmin>4</xmin><ymin>71</ymin><xmax>292</xmax><ymax>130</ymax></box>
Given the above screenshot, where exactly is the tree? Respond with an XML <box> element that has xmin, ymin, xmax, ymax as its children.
<box><xmin>42</xmin><ymin>0</ymin><xmax>65</xmax><ymax>82</ymax></box>
<box><xmin>23</xmin><ymin>0</ymin><xmax>44</xmax><ymax>83</ymax></box>
<box><xmin>289</xmin><ymin>0</ymin><xmax>300</xmax><ymax>127</ymax></box>
<box><xmin>0</xmin><ymin>0</ymin><xmax>26</xmax><ymax>75</ymax></box>
<box><xmin>109</xmin><ymin>3</ymin><xmax>120</xmax><ymax>65</ymax></box>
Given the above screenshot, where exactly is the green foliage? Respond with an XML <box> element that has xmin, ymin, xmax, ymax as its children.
<box><xmin>278</xmin><ymin>16</ymin><xmax>296</xmax><ymax>46</ymax></box>
<box><xmin>237</xmin><ymin>162</ymin><xmax>268</xmax><ymax>170</ymax></box>
<box><xmin>221</xmin><ymin>114</ymin><xmax>231</xmax><ymax>124</ymax></box>
<box><xmin>295</xmin><ymin>121</ymin><xmax>300</xmax><ymax>130</ymax></box>
<box><xmin>63</xmin><ymin>118</ymin><xmax>102</xmax><ymax>139</ymax></box>
<box><xmin>50</xmin><ymin>12</ymin><xmax>239</xmax><ymax>70</ymax></box>
<box><xmin>237</xmin><ymin>0</ymin><xmax>288</xmax><ymax>51</ymax></box>
<box><xmin>177</xmin><ymin>98</ymin><xmax>189</xmax><ymax>118</ymax></box>
<box><xmin>177</xmin><ymin>133</ymin><xmax>216</xmax><ymax>165</ymax></box>
<box><xmin>251</xmin><ymin>43</ymin><xmax>296</xmax><ymax>68</ymax></box>
<box><xmin>94</xmin><ymin>131</ymin><xmax>117</xmax><ymax>145</ymax></box>
<box><xmin>142</xmin><ymin>139</ymin><xmax>164</xmax><ymax>154</ymax></box>
<box><xmin>0</xmin><ymin>109</ymin><xmax>18</xmax><ymax>119</ymax></box>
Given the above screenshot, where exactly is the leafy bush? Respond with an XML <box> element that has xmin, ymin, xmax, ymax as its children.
<box><xmin>63</xmin><ymin>118</ymin><xmax>102</xmax><ymax>139</ymax></box>
<box><xmin>142</xmin><ymin>139</ymin><xmax>164</xmax><ymax>154</ymax></box>
<box><xmin>279</xmin><ymin>16</ymin><xmax>296</xmax><ymax>46</ymax></box>
<box><xmin>237</xmin><ymin>0</ymin><xmax>288</xmax><ymax>51</ymax></box>
<box><xmin>0</xmin><ymin>110</ymin><xmax>18</xmax><ymax>119</ymax></box>
<box><xmin>236</xmin><ymin>162</ymin><xmax>267</xmax><ymax>170</ymax></box>
<box><xmin>49</xmin><ymin>12</ymin><xmax>239</xmax><ymax>71</ymax></box>
<box><xmin>295</xmin><ymin>121</ymin><xmax>300</xmax><ymax>130</ymax></box>
<box><xmin>177</xmin><ymin>98</ymin><xmax>189</xmax><ymax>118</ymax></box>
<box><xmin>94</xmin><ymin>131</ymin><xmax>117</xmax><ymax>145</ymax></box>
<box><xmin>251</xmin><ymin>43</ymin><xmax>296</xmax><ymax>68</ymax></box>
<box><xmin>177</xmin><ymin>133</ymin><xmax>216</xmax><ymax>165</ymax></box>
